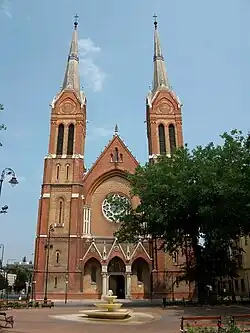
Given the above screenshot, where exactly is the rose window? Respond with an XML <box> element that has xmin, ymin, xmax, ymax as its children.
<box><xmin>102</xmin><ymin>194</ymin><xmax>129</xmax><ymax>222</ymax></box>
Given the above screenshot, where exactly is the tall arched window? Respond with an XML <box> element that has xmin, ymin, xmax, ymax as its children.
<box><xmin>56</xmin><ymin>164</ymin><xmax>60</xmax><ymax>180</ymax></box>
<box><xmin>54</xmin><ymin>277</ymin><xmax>58</xmax><ymax>288</ymax></box>
<box><xmin>58</xmin><ymin>199</ymin><xmax>64</xmax><ymax>225</ymax></box>
<box><xmin>66</xmin><ymin>164</ymin><xmax>70</xmax><ymax>180</ymax></box>
<box><xmin>56</xmin><ymin>124</ymin><xmax>64</xmax><ymax>155</ymax></box>
<box><xmin>169</xmin><ymin>124</ymin><xmax>176</xmax><ymax>154</ymax></box>
<box><xmin>67</xmin><ymin>124</ymin><xmax>75</xmax><ymax>155</ymax></box>
<box><xmin>56</xmin><ymin>251</ymin><xmax>60</xmax><ymax>264</ymax></box>
<box><xmin>158</xmin><ymin>124</ymin><xmax>166</xmax><ymax>154</ymax></box>
<box><xmin>115</xmin><ymin>147</ymin><xmax>119</xmax><ymax>162</ymax></box>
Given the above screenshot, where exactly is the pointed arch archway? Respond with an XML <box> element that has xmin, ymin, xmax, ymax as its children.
<box><xmin>107</xmin><ymin>256</ymin><xmax>126</xmax><ymax>299</ymax></box>
<box><xmin>131</xmin><ymin>257</ymin><xmax>150</xmax><ymax>299</ymax></box>
<box><xmin>83</xmin><ymin>258</ymin><xmax>102</xmax><ymax>298</ymax></box>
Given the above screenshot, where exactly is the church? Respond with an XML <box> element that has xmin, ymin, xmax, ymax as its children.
<box><xmin>33</xmin><ymin>16</ymin><xmax>190</xmax><ymax>300</ymax></box>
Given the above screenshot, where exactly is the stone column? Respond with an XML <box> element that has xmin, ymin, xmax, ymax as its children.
<box><xmin>126</xmin><ymin>265</ymin><xmax>132</xmax><ymax>299</ymax></box>
<box><xmin>101</xmin><ymin>265</ymin><xmax>108</xmax><ymax>298</ymax></box>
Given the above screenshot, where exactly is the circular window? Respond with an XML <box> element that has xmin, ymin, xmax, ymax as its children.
<box><xmin>102</xmin><ymin>194</ymin><xmax>129</xmax><ymax>222</ymax></box>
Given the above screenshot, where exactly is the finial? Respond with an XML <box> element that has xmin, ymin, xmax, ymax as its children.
<box><xmin>114</xmin><ymin>124</ymin><xmax>119</xmax><ymax>135</ymax></box>
<box><xmin>153</xmin><ymin>13</ymin><xmax>158</xmax><ymax>29</ymax></box>
<box><xmin>74</xmin><ymin>14</ymin><xmax>79</xmax><ymax>29</ymax></box>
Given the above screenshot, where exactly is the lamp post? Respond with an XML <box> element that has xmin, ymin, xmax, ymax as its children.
<box><xmin>65</xmin><ymin>275</ymin><xmax>68</xmax><ymax>304</ymax></box>
<box><xmin>0</xmin><ymin>244</ymin><xmax>4</xmax><ymax>299</ymax></box>
<box><xmin>31</xmin><ymin>280</ymin><xmax>36</xmax><ymax>302</ymax></box>
<box><xmin>0</xmin><ymin>244</ymin><xmax>4</xmax><ymax>269</ymax></box>
<box><xmin>0</xmin><ymin>168</ymin><xmax>18</xmax><ymax>197</ymax></box>
<box><xmin>6</xmin><ymin>258</ymin><xmax>18</xmax><ymax>301</ymax></box>
<box><xmin>43</xmin><ymin>224</ymin><xmax>54</xmax><ymax>304</ymax></box>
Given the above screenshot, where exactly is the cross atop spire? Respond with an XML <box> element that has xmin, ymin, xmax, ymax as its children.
<box><xmin>152</xmin><ymin>15</ymin><xmax>171</xmax><ymax>93</ymax></box>
<box><xmin>153</xmin><ymin>13</ymin><xmax>158</xmax><ymax>29</ymax></box>
<box><xmin>74</xmin><ymin>14</ymin><xmax>79</xmax><ymax>29</ymax></box>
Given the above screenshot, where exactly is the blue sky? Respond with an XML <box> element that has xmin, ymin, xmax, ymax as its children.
<box><xmin>0</xmin><ymin>0</ymin><xmax>249</xmax><ymax>263</ymax></box>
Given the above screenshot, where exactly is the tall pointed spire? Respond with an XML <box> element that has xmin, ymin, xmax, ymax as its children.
<box><xmin>152</xmin><ymin>14</ymin><xmax>171</xmax><ymax>93</ymax></box>
<box><xmin>62</xmin><ymin>15</ymin><xmax>80</xmax><ymax>94</ymax></box>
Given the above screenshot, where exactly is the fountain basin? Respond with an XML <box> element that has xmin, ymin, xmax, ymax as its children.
<box><xmin>102</xmin><ymin>295</ymin><xmax>117</xmax><ymax>303</ymax></box>
<box><xmin>81</xmin><ymin>309</ymin><xmax>132</xmax><ymax>320</ymax></box>
<box><xmin>94</xmin><ymin>302</ymin><xmax>122</xmax><ymax>312</ymax></box>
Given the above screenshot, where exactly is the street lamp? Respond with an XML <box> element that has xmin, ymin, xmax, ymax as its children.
<box><xmin>65</xmin><ymin>275</ymin><xmax>68</xmax><ymax>304</ymax></box>
<box><xmin>31</xmin><ymin>280</ymin><xmax>36</xmax><ymax>302</ymax></box>
<box><xmin>0</xmin><ymin>168</ymin><xmax>18</xmax><ymax>197</ymax></box>
<box><xmin>43</xmin><ymin>224</ymin><xmax>54</xmax><ymax>304</ymax></box>
<box><xmin>0</xmin><ymin>205</ymin><xmax>8</xmax><ymax>214</ymax></box>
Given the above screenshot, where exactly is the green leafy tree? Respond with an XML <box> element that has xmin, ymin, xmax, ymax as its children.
<box><xmin>112</xmin><ymin>130</ymin><xmax>250</xmax><ymax>302</ymax></box>
<box><xmin>13</xmin><ymin>268</ymin><xmax>29</xmax><ymax>293</ymax></box>
<box><xmin>0</xmin><ymin>273</ymin><xmax>8</xmax><ymax>291</ymax></box>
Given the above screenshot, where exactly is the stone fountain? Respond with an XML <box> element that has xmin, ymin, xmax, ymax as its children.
<box><xmin>82</xmin><ymin>290</ymin><xmax>132</xmax><ymax>320</ymax></box>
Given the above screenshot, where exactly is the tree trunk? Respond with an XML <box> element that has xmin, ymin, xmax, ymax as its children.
<box><xmin>191</xmin><ymin>235</ymin><xmax>207</xmax><ymax>304</ymax></box>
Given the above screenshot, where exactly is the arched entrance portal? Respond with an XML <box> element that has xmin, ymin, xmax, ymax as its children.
<box><xmin>108</xmin><ymin>257</ymin><xmax>125</xmax><ymax>299</ymax></box>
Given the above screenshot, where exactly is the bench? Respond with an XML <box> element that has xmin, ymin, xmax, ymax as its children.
<box><xmin>0</xmin><ymin>312</ymin><xmax>14</xmax><ymax>328</ymax></box>
<box><xmin>231</xmin><ymin>314</ymin><xmax>250</xmax><ymax>329</ymax></box>
<box><xmin>36</xmin><ymin>299</ymin><xmax>54</xmax><ymax>308</ymax></box>
<box><xmin>180</xmin><ymin>316</ymin><xmax>222</xmax><ymax>332</ymax></box>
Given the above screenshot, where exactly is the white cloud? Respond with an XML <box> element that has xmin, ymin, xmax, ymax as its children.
<box><xmin>88</xmin><ymin>127</ymin><xmax>114</xmax><ymax>140</ymax></box>
<box><xmin>1</xmin><ymin>0</ymin><xmax>12</xmax><ymax>18</ymax></box>
<box><xmin>78</xmin><ymin>38</ymin><xmax>105</xmax><ymax>92</ymax></box>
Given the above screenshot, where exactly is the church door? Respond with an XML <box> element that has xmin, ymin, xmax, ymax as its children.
<box><xmin>107</xmin><ymin>257</ymin><xmax>126</xmax><ymax>299</ymax></box>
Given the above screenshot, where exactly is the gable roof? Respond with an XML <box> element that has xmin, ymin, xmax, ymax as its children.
<box><xmin>85</xmin><ymin>134</ymin><xmax>139</xmax><ymax>178</ymax></box>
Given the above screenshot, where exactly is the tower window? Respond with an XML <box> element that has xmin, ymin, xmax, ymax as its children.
<box><xmin>120</xmin><ymin>153</ymin><xmax>123</xmax><ymax>162</ymax></box>
<box><xmin>56</xmin><ymin>251</ymin><xmax>60</xmax><ymax>264</ymax></box>
<box><xmin>56</xmin><ymin>164</ymin><xmax>60</xmax><ymax>180</ymax></box>
<box><xmin>110</xmin><ymin>153</ymin><xmax>114</xmax><ymax>162</ymax></box>
<box><xmin>115</xmin><ymin>147</ymin><xmax>119</xmax><ymax>162</ymax></box>
<box><xmin>66</xmin><ymin>164</ymin><xmax>70</xmax><ymax>180</ymax></box>
<box><xmin>158</xmin><ymin>124</ymin><xmax>166</xmax><ymax>154</ymax></box>
<box><xmin>169</xmin><ymin>124</ymin><xmax>176</xmax><ymax>154</ymax></box>
<box><xmin>58</xmin><ymin>199</ymin><xmax>64</xmax><ymax>225</ymax></box>
<box><xmin>67</xmin><ymin>124</ymin><xmax>75</xmax><ymax>156</ymax></box>
<box><xmin>56</xmin><ymin>124</ymin><xmax>64</xmax><ymax>155</ymax></box>
<box><xmin>54</xmin><ymin>277</ymin><xmax>58</xmax><ymax>288</ymax></box>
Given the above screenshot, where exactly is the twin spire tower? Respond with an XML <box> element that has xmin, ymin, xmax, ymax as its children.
<box><xmin>33</xmin><ymin>14</ymin><xmax>184</xmax><ymax>300</ymax></box>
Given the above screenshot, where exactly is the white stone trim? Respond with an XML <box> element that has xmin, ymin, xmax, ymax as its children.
<box><xmin>71</xmin><ymin>193</ymin><xmax>79</xmax><ymax>198</ymax></box>
<box><xmin>70</xmin><ymin>235</ymin><xmax>77</xmax><ymax>238</ymax></box>
<box><xmin>82</xmin><ymin>241</ymin><xmax>102</xmax><ymax>261</ymax></box>
<box><xmin>44</xmin><ymin>154</ymin><xmax>56</xmax><ymax>159</ymax></box>
<box><xmin>42</xmin><ymin>193</ymin><xmax>50</xmax><ymax>198</ymax></box>
<box><xmin>130</xmin><ymin>242</ymin><xmax>152</xmax><ymax>261</ymax></box>
<box><xmin>83</xmin><ymin>206</ymin><xmax>91</xmax><ymax>235</ymax></box>
<box><xmin>81</xmin><ymin>195</ymin><xmax>85</xmax><ymax>199</ymax></box>
<box><xmin>125</xmin><ymin>265</ymin><xmax>132</xmax><ymax>273</ymax></box>
<box><xmin>54</xmin><ymin>222</ymin><xmax>64</xmax><ymax>228</ymax></box>
<box><xmin>149</xmin><ymin>153</ymin><xmax>171</xmax><ymax>159</ymax></box>
<box><xmin>102</xmin><ymin>265</ymin><xmax>108</xmax><ymax>273</ymax></box>
<box><xmin>72</xmin><ymin>154</ymin><xmax>84</xmax><ymax>159</ymax></box>
<box><xmin>39</xmin><ymin>235</ymin><xmax>47</xmax><ymax>237</ymax></box>
<box><xmin>44</xmin><ymin>154</ymin><xmax>84</xmax><ymax>159</ymax></box>
<box><xmin>81</xmin><ymin>235</ymin><xmax>92</xmax><ymax>239</ymax></box>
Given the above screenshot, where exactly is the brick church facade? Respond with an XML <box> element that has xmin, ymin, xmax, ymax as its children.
<box><xmin>33</xmin><ymin>16</ymin><xmax>190</xmax><ymax>300</ymax></box>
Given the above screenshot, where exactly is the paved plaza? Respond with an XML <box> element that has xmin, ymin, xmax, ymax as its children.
<box><xmin>2</xmin><ymin>304</ymin><xmax>250</xmax><ymax>333</ymax></box>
